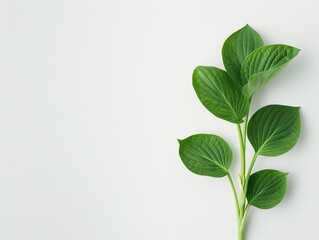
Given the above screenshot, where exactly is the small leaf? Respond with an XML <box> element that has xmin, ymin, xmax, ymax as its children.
<box><xmin>222</xmin><ymin>24</ymin><xmax>264</xmax><ymax>85</ymax></box>
<box><xmin>178</xmin><ymin>134</ymin><xmax>232</xmax><ymax>178</ymax></box>
<box><xmin>247</xmin><ymin>169</ymin><xmax>288</xmax><ymax>209</ymax></box>
<box><xmin>241</xmin><ymin>44</ymin><xmax>300</xmax><ymax>97</ymax></box>
<box><xmin>248</xmin><ymin>105</ymin><xmax>301</xmax><ymax>156</ymax></box>
<box><xmin>193</xmin><ymin>66</ymin><xmax>249</xmax><ymax>124</ymax></box>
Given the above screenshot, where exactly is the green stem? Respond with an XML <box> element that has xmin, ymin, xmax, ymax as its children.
<box><xmin>243</xmin><ymin>116</ymin><xmax>248</xmax><ymax>147</ymax></box>
<box><xmin>246</xmin><ymin>153</ymin><xmax>258</xmax><ymax>180</ymax></box>
<box><xmin>227</xmin><ymin>172</ymin><xmax>240</xmax><ymax>218</ymax></box>
<box><xmin>244</xmin><ymin>152</ymin><xmax>259</xmax><ymax>195</ymax></box>
<box><xmin>238</xmin><ymin>205</ymin><xmax>250</xmax><ymax>240</ymax></box>
<box><xmin>237</xmin><ymin>112</ymin><xmax>250</xmax><ymax>240</ymax></box>
<box><xmin>238</xmin><ymin>221</ymin><xmax>245</xmax><ymax>240</ymax></box>
<box><xmin>236</xmin><ymin>124</ymin><xmax>246</xmax><ymax>184</ymax></box>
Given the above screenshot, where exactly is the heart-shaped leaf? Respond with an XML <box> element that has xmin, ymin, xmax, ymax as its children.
<box><xmin>247</xmin><ymin>169</ymin><xmax>288</xmax><ymax>209</ymax></box>
<box><xmin>222</xmin><ymin>24</ymin><xmax>264</xmax><ymax>85</ymax></box>
<box><xmin>248</xmin><ymin>105</ymin><xmax>301</xmax><ymax>156</ymax></box>
<box><xmin>178</xmin><ymin>134</ymin><xmax>232</xmax><ymax>178</ymax></box>
<box><xmin>241</xmin><ymin>44</ymin><xmax>300</xmax><ymax>97</ymax></box>
<box><xmin>193</xmin><ymin>66</ymin><xmax>249</xmax><ymax>124</ymax></box>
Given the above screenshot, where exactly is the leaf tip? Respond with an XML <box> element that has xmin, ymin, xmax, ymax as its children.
<box><xmin>278</xmin><ymin>171</ymin><xmax>289</xmax><ymax>178</ymax></box>
<box><xmin>292</xmin><ymin>47</ymin><xmax>301</xmax><ymax>57</ymax></box>
<box><xmin>293</xmin><ymin>106</ymin><xmax>301</xmax><ymax>112</ymax></box>
<box><xmin>242</xmin><ymin>24</ymin><xmax>253</xmax><ymax>32</ymax></box>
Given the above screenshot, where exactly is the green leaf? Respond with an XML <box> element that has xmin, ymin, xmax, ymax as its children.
<box><xmin>178</xmin><ymin>134</ymin><xmax>232</xmax><ymax>178</ymax></box>
<box><xmin>248</xmin><ymin>105</ymin><xmax>301</xmax><ymax>156</ymax></box>
<box><xmin>247</xmin><ymin>169</ymin><xmax>288</xmax><ymax>209</ymax></box>
<box><xmin>241</xmin><ymin>44</ymin><xmax>300</xmax><ymax>97</ymax></box>
<box><xmin>193</xmin><ymin>66</ymin><xmax>249</xmax><ymax>124</ymax></box>
<box><xmin>222</xmin><ymin>24</ymin><xmax>264</xmax><ymax>85</ymax></box>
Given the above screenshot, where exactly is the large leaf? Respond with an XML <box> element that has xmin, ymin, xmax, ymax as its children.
<box><xmin>222</xmin><ymin>24</ymin><xmax>264</xmax><ymax>85</ymax></box>
<box><xmin>178</xmin><ymin>134</ymin><xmax>232</xmax><ymax>177</ymax></box>
<box><xmin>241</xmin><ymin>44</ymin><xmax>300</xmax><ymax>97</ymax></box>
<box><xmin>193</xmin><ymin>66</ymin><xmax>249</xmax><ymax>123</ymax></box>
<box><xmin>247</xmin><ymin>169</ymin><xmax>288</xmax><ymax>209</ymax></box>
<box><xmin>248</xmin><ymin>105</ymin><xmax>301</xmax><ymax>156</ymax></box>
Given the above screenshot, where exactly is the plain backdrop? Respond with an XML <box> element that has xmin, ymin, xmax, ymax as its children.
<box><xmin>0</xmin><ymin>0</ymin><xmax>318</xmax><ymax>239</ymax></box>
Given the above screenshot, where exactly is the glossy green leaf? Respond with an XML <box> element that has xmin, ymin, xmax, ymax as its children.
<box><xmin>193</xmin><ymin>66</ymin><xmax>249</xmax><ymax>123</ymax></box>
<box><xmin>247</xmin><ymin>169</ymin><xmax>288</xmax><ymax>209</ymax></box>
<box><xmin>222</xmin><ymin>24</ymin><xmax>264</xmax><ymax>85</ymax></box>
<box><xmin>241</xmin><ymin>44</ymin><xmax>300</xmax><ymax>97</ymax></box>
<box><xmin>248</xmin><ymin>105</ymin><xmax>301</xmax><ymax>156</ymax></box>
<box><xmin>178</xmin><ymin>134</ymin><xmax>232</xmax><ymax>177</ymax></box>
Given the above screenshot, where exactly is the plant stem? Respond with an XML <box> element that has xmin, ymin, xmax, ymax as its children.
<box><xmin>227</xmin><ymin>172</ymin><xmax>240</xmax><ymax>217</ymax></box>
<box><xmin>244</xmin><ymin>152</ymin><xmax>259</xmax><ymax>195</ymax></box>
<box><xmin>238</xmin><ymin>205</ymin><xmax>250</xmax><ymax>240</ymax></box>
<box><xmin>238</xmin><ymin>221</ymin><xmax>245</xmax><ymax>240</ymax></box>
<box><xmin>236</xmin><ymin>124</ymin><xmax>246</xmax><ymax>184</ymax></box>
<box><xmin>243</xmin><ymin>116</ymin><xmax>248</xmax><ymax>147</ymax></box>
<box><xmin>236</xmin><ymin>113</ymin><xmax>250</xmax><ymax>240</ymax></box>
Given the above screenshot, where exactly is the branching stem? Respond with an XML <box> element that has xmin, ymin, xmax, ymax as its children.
<box><xmin>236</xmin><ymin>111</ymin><xmax>252</xmax><ymax>240</ymax></box>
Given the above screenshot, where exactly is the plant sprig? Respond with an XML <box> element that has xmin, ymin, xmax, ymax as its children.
<box><xmin>178</xmin><ymin>24</ymin><xmax>301</xmax><ymax>240</ymax></box>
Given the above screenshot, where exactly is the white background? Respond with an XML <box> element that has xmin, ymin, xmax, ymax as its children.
<box><xmin>0</xmin><ymin>0</ymin><xmax>318</xmax><ymax>239</ymax></box>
